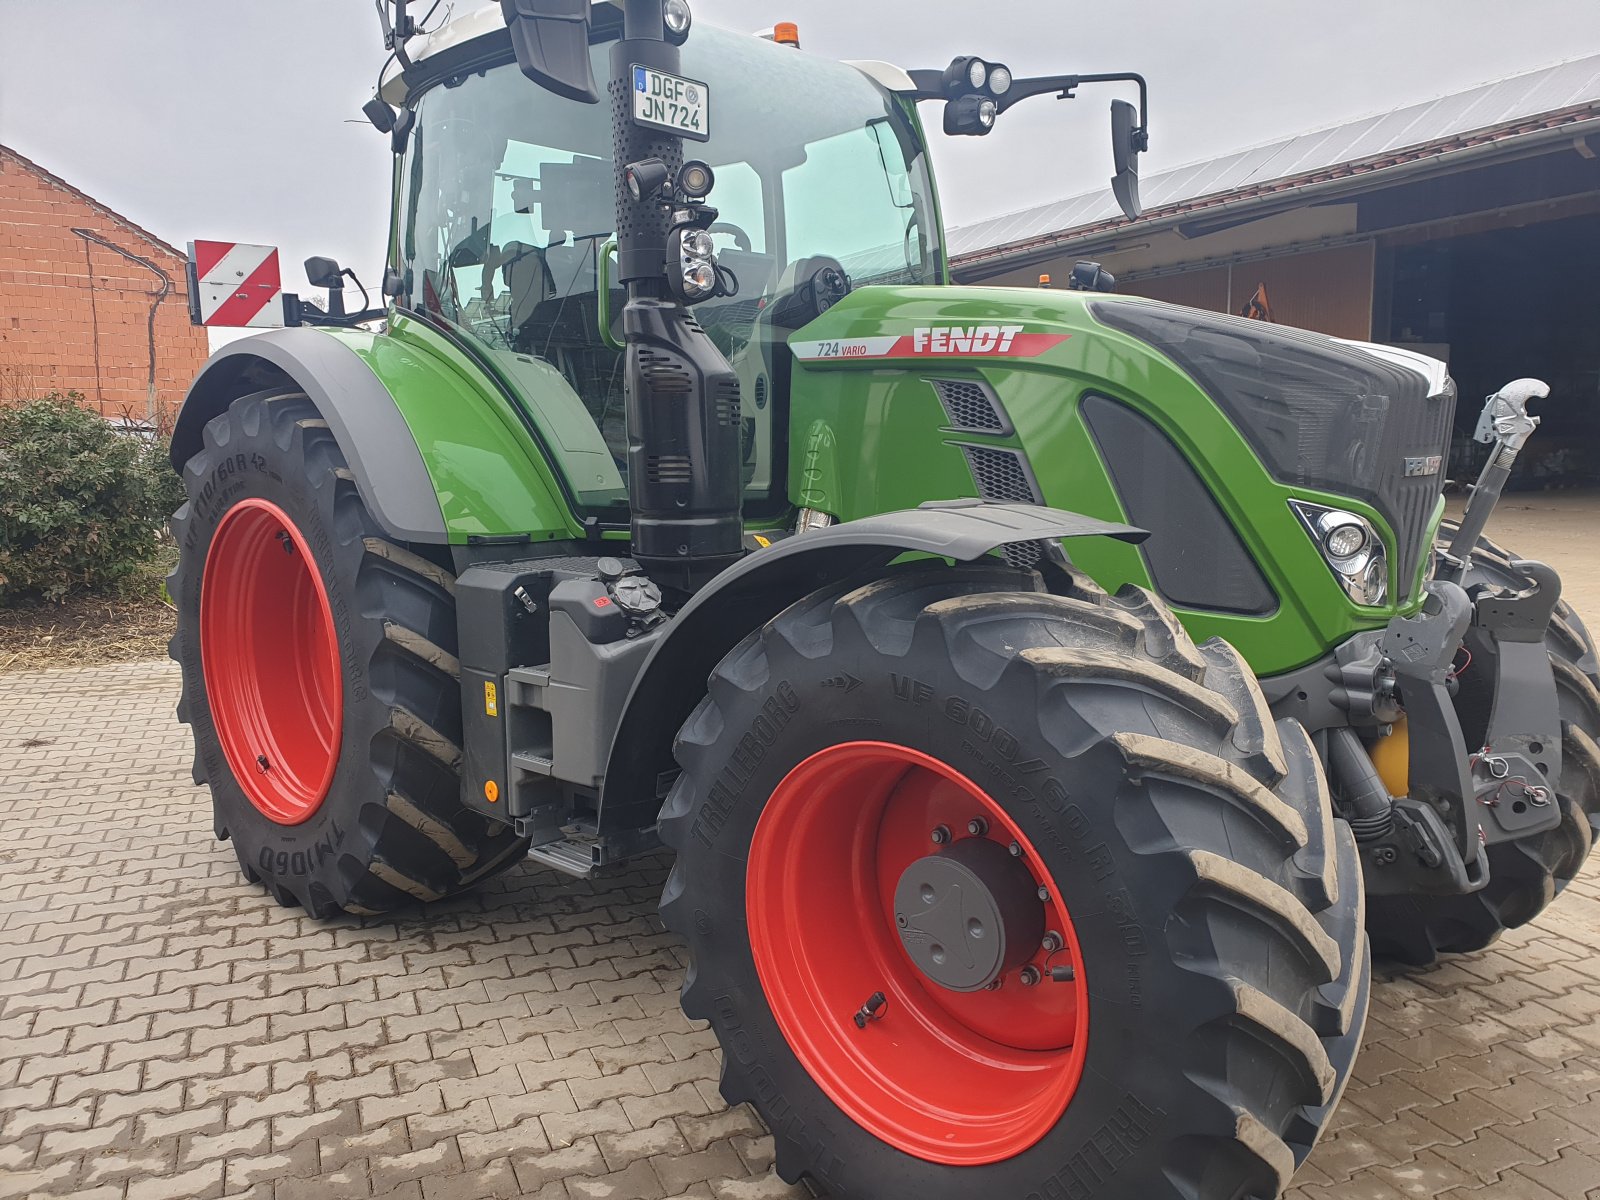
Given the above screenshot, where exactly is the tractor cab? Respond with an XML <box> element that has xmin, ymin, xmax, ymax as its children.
<box><xmin>384</xmin><ymin>16</ymin><xmax>944</xmax><ymax>524</ymax></box>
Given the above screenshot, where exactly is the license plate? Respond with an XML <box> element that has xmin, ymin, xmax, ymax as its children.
<box><xmin>632</xmin><ymin>65</ymin><xmax>709</xmax><ymax>142</ymax></box>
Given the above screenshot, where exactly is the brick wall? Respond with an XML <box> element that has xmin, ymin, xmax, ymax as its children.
<box><xmin>0</xmin><ymin>145</ymin><xmax>210</xmax><ymax>422</ymax></box>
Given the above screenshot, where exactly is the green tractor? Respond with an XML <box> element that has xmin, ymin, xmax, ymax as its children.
<box><xmin>169</xmin><ymin>2</ymin><xmax>1600</xmax><ymax>1196</ymax></box>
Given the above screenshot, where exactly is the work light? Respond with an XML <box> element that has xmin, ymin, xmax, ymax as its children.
<box><xmin>663</xmin><ymin>0</ymin><xmax>692</xmax><ymax>42</ymax></box>
<box><xmin>987</xmin><ymin>65</ymin><xmax>1013</xmax><ymax>96</ymax></box>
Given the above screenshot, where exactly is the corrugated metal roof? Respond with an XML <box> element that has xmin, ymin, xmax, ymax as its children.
<box><xmin>949</xmin><ymin>53</ymin><xmax>1600</xmax><ymax>261</ymax></box>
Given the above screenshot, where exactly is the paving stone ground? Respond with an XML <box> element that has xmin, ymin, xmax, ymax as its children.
<box><xmin>4</xmin><ymin>662</ymin><xmax>1600</xmax><ymax>1200</ymax></box>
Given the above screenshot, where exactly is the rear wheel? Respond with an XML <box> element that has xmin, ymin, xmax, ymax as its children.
<box><xmin>1367</xmin><ymin>521</ymin><xmax>1600</xmax><ymax>965</ymax></box>
<box><xmin>660</xmin><ymin>564</ymin><xmax>1369</xmax><ymax>1200</ymax></box>
<box><xmin>170</xmin><ymin>389</ymin><xmax>529</xmax><ymax>916</ymax></box>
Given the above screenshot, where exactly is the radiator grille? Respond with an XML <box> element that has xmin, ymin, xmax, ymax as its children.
<box><xmin>931</xmin><ymin>378</ymin><xmax>1009</xmax><ymax>433</ymax></box>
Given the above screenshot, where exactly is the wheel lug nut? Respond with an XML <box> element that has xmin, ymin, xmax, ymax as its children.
<box><xmin>1037</xmin><ymin>886</ymin><xmax>1050</xmax><ymax>902</ymax></box>
<box><xmin>1019</xmin><ymin>965</ymin><xmax>1041</xmax><ymax>987</ymax></box>
<box><xmin>1008</xmin><ymin>841</ymin><xmax>1022</xmax><ymax>857</ymax></box>
<box><xmin>966</xmin><ymin>816</ymin><xmax>988</xmax><ymax>837</ymax></box>
<box><xmin>930</xmin><ymin>825</ymin><xmax>951</xmax><ymax>845</ymax></box>
<box><xmin>1041</xmin><ymin>931</ymin><xmax>1063</xmax><ymax>953</ymax></box>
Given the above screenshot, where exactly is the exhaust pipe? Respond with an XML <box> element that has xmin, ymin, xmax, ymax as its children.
<box><xmin>502</xmin><ymin>0</ymin><xmax>743</xmax><ymax>593</ymax></box>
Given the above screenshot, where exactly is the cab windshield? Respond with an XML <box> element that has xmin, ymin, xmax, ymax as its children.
<box><xmin>399</xmin><ymin>27</ymin><xmax>943</xmax><ymax>518</ymax></box>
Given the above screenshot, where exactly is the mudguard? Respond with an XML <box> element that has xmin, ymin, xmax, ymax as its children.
<box><xmin>172</xmin><ymin>323</ymin><xmax>582</xmax><ymax>546</ymax></box>
<box><xmin>172</xmin><ymin>327</ymin><xmax>448</xmax><ymax>543</ymax></box>
<box><xmin>596</xmin><ymin>501</ymin><xmax>1147</xmax><ymax>832</ymax></box>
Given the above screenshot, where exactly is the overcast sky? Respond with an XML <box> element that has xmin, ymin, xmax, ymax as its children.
<box><xmin>4</xmin><ymin>0</ymin><xmax>1598</xmax><ymax>309</ymax></box>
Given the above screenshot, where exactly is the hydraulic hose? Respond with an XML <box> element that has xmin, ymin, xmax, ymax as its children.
<box><xmin>1328</xmin><ymin>727</ymin><xmax>1396</xmax><ymax>842</ymax></box>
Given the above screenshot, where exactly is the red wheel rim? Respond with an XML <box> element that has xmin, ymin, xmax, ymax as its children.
<box><xmin>746</xmin><ymin>742</ymin><xmax>1090</xmax><ymax>1165</ymax></box>
<box><xmin>200</xmin><ymin>498</ymin><xmax>342</xmax><ymax>825</ymax></box>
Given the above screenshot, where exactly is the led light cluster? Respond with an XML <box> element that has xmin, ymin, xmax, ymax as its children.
<box><xmin>1290</xmin><ymin>500</ymin><xmax>1389</xmax><ymax>607</ymax></box>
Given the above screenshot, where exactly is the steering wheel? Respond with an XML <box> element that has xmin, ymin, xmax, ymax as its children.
<box><xmin>708</xmin><ymin>222</ymin><xmax>753</xmax><ymax>252</ymax></box>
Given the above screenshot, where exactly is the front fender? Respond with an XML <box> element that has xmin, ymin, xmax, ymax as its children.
<box><xmin>596</xmin><ymin>501</ymin><xmax>1146</xmax><ymax>832</ymax></box>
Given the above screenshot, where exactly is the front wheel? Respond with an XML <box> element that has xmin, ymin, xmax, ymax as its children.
<box><xmin>660</xmin><ymin>564</ymin><xmax>1369</xmax><ymax>1200</ymax></box>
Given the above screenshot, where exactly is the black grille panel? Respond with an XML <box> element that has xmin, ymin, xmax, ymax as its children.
<box><xmin>961</xmin><ymin>445</ymin><xmax>1040</xmax><ymax>504</ymax></box>
<box><xmin>1090</xmin><ymin>299</ymin><xmax>1454</xmax><ymax>591</ymax></box>
<box><xmin>932</xmin><ymin>378</ymin><xmax>1010</xmax><ymax>433</ymax></box>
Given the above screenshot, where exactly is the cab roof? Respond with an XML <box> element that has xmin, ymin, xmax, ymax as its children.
<box><xmin>378</xmin><ymin>3</ymin><xmax>913</xmax><ymax>105</ymax></box>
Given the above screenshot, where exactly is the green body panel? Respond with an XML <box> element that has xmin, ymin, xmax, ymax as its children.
<box><xmin>786</xmin><ymin>285</ymin><xmax>1436</xmax><ymax>675</ymax></box>
<box><xmin>327</xmin><ymin>318</ymin><xmax>583</xmax><ymax>544</ymax></box>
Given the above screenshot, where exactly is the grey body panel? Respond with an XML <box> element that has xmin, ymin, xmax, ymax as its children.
<box><xmin>170</xmin><ymin>327</ymin><xmax>448</xmax><ymax>544</ymax></box>
<box><xmin>595</xmin><ymin>501</ymin><xmax>1147</xmax><ymax>832</ymax></box>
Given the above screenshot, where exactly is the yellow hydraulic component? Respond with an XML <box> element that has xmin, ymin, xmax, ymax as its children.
<box><xmin>1369</xmin><ymin>718</ymin><xmax>1410</xmax><ymax>799</ymax></box>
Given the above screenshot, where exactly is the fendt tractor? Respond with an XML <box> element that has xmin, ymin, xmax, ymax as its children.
<box><xmin>170</xmin><ymin>2</ymin><xmax>1600</xmax><ymax>1196</ymax></box>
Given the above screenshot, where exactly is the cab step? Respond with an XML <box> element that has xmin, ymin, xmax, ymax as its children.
<box><xmin>525</xmin><ymin>838</ymin><xmax>596</xmax><ymax>879</ymax></box>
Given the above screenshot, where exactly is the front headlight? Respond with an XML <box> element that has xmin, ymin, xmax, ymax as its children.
<box><xmin>1290</xmin><ymin>500</ymin><xmax>1388</xmax><ymax>607</ymax></box>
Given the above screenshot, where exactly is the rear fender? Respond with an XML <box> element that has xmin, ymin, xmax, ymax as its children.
<box><xmin>172</xmin><ymin>325</ymin><xmax>581</xmax><ymax>545</ymax></box>
<box><xmin>173</xmin><ymin>327</ymin><xmax>447</xmax><ymax>542</ymax></box>
<box><xmin>596</xmin><ymin>501</ymin><xmax>1146</xmax><ymax>832</ymax></box>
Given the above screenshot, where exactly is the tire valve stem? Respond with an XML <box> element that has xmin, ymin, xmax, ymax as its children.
<box><xmin>1049</xmin><ymin>965</ymin><xmax>1077</xmax><ymax>983</ymax></box>
<box><xmin>852</xmin><ymin>991</ymin><xmax>887</xmax><ymax>1029</ymax></box>
<box><xmin>255</xmin><ymin>754</ymin><xmax>271</xmax><ymax>773</ymax></box>
<box><xmin>276</xmin><ymin>530</ymin><xmax>294</xmax><ymax>555</ymax></box>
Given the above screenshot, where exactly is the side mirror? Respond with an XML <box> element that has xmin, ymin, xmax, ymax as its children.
<box><xmin>305</xmin><ymin>256</ymin><xmax>345</xmax><ymax>290</ymax></box>
<box><xmin>501</xmin><ymin>0</ymin><xmax>600</xmax><ymax>104</ymax></box>
<box><xmin>1110</xmin><ymin>98</ymin><xmax>1144</xmax><ymax>221</ymax></box>
<box><xmin>305</xmin><ymin>256</ymin><xmax>347</xmax><ymax>317</ymax></box>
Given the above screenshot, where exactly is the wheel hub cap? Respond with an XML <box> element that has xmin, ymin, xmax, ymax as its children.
<box><xmin>895</xmin><ymin>838</ymin><xmax>1043</xmax><ymax>992</ymax></box>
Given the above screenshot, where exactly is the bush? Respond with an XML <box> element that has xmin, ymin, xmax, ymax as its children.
<box><xmin>0</xmin><ymin>393</ymin><xmax>177</xmax><ymax>604</ymax></box>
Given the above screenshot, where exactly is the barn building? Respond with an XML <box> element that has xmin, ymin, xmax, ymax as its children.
<box><xmin>950</xmin><ymin>55</ymin><xmax>1600</xmax><ymax>486</ymax></box>
<box><xmin>0</xmin><ymin>144</ymin><xmax>208</xmax><ymax>422</ymax></box>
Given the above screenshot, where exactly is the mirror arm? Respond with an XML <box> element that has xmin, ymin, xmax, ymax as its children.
<box><xmin>998</xmin><ymin>71</ymin><xmax>1147</xmax><ymax>142</ymax></box>
<box><xmin>1052</xmin><ymin>71</ymin><xmax>1148</xmax><ymax>147</ymax></box>
<box><xmin>375</xmin><ymin>0</ymin><xmax>415</xmax><ymax>70</ymax></box>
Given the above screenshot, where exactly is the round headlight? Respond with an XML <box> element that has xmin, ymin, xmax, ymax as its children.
<box><xmin>683</xmin><ymin>260</ymin><xmax>717</xmax><ymax>296</ymax></box>
<box><xmin>1323</xmin><ymin>522</ymin><xmax>1368</xmax><ymax>560</ymax></box>
<box><xmin>967</xmin><ymin>58</ymin><xmax>989</xmax><ymax>90</ymax></box>
<box><xmin>978</xmin><ymin>98</ymin><xmax>998</xmax><ymax>130</ymax></box>
<box><xmin>681</xmin><ymin>229</ymin><xmax>714</xmax><ymax>260</ymax></box>
<box><xmin>988</xmin><ymin>65</ymin><xmax>1012</xmax><ymax>96</ymax></box>
<box><xmin>1362</xmin><ymin>557</ymin><xmax>1388</xmax><ymax>605</ymax></box>
<box><xmin>663</xmin><ymin>0</ymin><xmax>692</xmax><ymax>37</ymax></box>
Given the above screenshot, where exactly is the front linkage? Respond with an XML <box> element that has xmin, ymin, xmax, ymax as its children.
<box><xmin>1271</xmin><ymin>379</ymin><xmax>1596</xmax><ymax>959</ymax></box>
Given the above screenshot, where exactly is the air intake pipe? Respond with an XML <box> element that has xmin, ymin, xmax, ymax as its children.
<box><xmin>1327</xmin><ymin>727</ymin><xmax>1396</xmax><ymax>842</ymax></box>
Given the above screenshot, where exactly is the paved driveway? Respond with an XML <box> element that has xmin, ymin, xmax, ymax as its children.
<box><xmin>3</xmin><ymin>661</ymin><xmax>1599</xmax><ymax>1200</ymax></box>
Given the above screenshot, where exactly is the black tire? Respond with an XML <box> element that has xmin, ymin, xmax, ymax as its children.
<box><xmin>659</xmin><ymin>564</ymin><xmax>1369</xmax><ymax>1200</ymax></box>
<box><xmin>1366</xmin><ymin>521</ymin><xmax>1600</xmax><ymax>966</ymax></box>
<box><xmin>169</xmin><ymin>389</ymin><xmax>529</xmax><ymax>916</ymax></box>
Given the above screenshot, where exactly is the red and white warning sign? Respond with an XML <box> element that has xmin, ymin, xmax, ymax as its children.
<box><xmin>186</xmin><ymin>241</ymin><xmax>285</xmax><ymax>328</ymax></box>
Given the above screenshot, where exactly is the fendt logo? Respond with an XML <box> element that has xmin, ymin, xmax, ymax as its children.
<box><xmin>790</xmin><ymin>326</ymin><xmax>1070</xmax><ymax>362</ymax></box>
<box><xmin>912</xmin><ymin>324</ymin><xmax>1025</xmax><ymax>354</ymax></box>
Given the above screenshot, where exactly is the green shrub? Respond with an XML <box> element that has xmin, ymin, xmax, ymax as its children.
<box><xmin>0</xmin><ymin>393</ymin><xmax>175</xmax><ymax>604</ymax></box>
